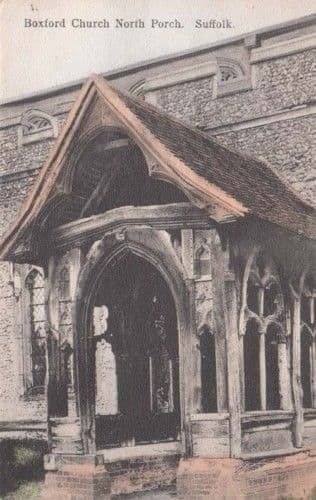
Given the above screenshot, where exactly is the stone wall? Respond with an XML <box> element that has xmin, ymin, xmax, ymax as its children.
<box><xmin>0</xmin><ymin>122</ymin><xmax>62</xmax><ymax>426</ymax></box>
<box><xmin>154</xmin><ymin>51</ymin><xmax>315</xmax><ymax>128</ymax></box>
<box><xmin>149</xmin><ymin>50</ymin><xmax>315</xmax><ymax>203</ymax></box>
<box><xmin>216</xmin><ymin>115</ymin><xmax>315</xmax><ymax>202</ymax></box>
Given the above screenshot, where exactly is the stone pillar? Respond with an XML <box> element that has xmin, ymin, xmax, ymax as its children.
<box><xmin>291</xmin><ymin>290</ymin><xmax>304</xmax><ymax>447</ymax></box>
<box><xmin>43</xmin><ymin>454</ymin><xmax>111</xmax><ymax>500</ymax></box>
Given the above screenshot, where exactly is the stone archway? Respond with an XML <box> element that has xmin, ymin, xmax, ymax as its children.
<box><xmin>73</xmin><ymin>229</ymin><xmax>193</xmax><ymax>455</ymax></box>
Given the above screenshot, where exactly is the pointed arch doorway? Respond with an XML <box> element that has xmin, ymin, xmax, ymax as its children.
<box><xmin>92</xmin><ymin>252</ymin><xmax>181</xmax><ymax>449</ymax></box>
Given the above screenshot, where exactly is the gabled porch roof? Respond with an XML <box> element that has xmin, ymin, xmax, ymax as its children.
<box><xmin>0</xmin><ymin>75</ymin><xmax>315</xmax><ymax>262</ymax></box>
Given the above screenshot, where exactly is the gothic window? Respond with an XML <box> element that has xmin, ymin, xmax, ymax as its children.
<box><xmin>18</xmin><ymin>109</ymin><xmax>58</xmax><ymax>146</ymax></box>
<box><xmin>300</xmin><ymin>282</ymin><xmax>315</xmax><ymax>408</ymax></box>
<box><xmin>243</xmin><ymin>253</ymin><xmax>286</xmax><ymax>411</ymax></box>
<box><xmin>25</xmin><ymin>269</ymin><xmax>46</xmax><ymax>394</ymax></box>
<box><xmin>194</xmin><ymin>238</ymin><xmax>211</xmax><ymax>278</ymax></box>
<box><xmin>199</xmin><ymin>326</ymin><xmax>217</xmax><ymax>412</ymax></box>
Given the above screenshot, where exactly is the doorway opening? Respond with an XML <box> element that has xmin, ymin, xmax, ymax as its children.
<box><xmin>91</xmin><ymin>253</ymin><xmax>181</xmax><ymax>449</ymax></box>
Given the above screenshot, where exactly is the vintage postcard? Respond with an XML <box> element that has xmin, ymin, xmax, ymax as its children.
<box><xmin>0</xmin><ymin>1</ymin><xmax>315</xmax><ymax>498</ymax></box>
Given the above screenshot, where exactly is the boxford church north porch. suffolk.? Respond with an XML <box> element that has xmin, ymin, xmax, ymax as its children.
<box><xmin>0</xmin><ymin>74</ymin><xmax>315</xmax><ymax>499</ymax></box>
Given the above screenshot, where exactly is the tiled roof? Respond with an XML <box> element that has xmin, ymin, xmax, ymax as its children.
<box><xmin>116</xmin><ymin>86</ymin><xmax>315</xmax><ymax>239</ymax></box>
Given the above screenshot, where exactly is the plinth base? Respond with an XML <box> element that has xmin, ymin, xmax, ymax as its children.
<box><xmin>43</xmin><ymin>455</ymin><xmax>110</xmax><ymax>500</ymax></box>
<box><xmin>177</xmin><ymin>452</ymin><xmax>316</xmax><ymax>499</ymax></box>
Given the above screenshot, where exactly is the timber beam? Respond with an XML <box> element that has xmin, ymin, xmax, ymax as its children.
<box><xmin>52</xmin><ymin>203</ymin><xmax>214</xmax><ymax>251</ymax></box>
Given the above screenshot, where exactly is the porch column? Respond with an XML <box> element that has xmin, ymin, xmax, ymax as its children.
<box><xmin>225</xmin><ymin>274</ymin><xmax>242</xmax><ymax>457</ymax></box>
<box><xmin>291</xmin><ymin>285</ymin><xmax>304</xmax><ymax>447</ymax></box>
<box><xmin>258</xmin><ymin>288</ymin><xmax>267</xmax><ymax>411</ymax></box>
<box><xmin>44</xmin><ymin>251</ymin><xmax>111</xmax><ymax>499</ymax></box>
<box><xmin>45</xmin><ymin>254</ymin><xmax>81</xmax><ymax>451</ymax></box>
<box><xmin>211</xmin><ymin>234</ymin><xmax>241</xmax><ymax>458</ymax></box>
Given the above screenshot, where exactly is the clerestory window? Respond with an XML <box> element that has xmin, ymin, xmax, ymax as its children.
<box><xmin>215</xmin><ymin>57</ymin><xmax>252</xmax><ymax>98</ymax></box>
<box><xmin>18</xmin><ymin>109</ymin><xmax>58</xmax><ymax>146</ymax></box>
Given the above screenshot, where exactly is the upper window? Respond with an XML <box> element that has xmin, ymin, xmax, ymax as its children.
<box><xmin>215</xmin><ymin>57</ymin><xmax>251</xmax><ymax>98</ymax></box>
<box><xmin>220</xmin><ymin>65</ymin><xmax>240</xmax><ymax>83</ymax></box>
<box><xmin>18</xmin><ymin>109</ymin><xmax>58</xmax><ymax>146</ymax></box>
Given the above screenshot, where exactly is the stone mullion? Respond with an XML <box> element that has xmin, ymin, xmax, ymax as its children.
<box><xmin>278</xmin><ymin>339</ymin><xmax>292</xmax><ymax>410</ymax></box>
